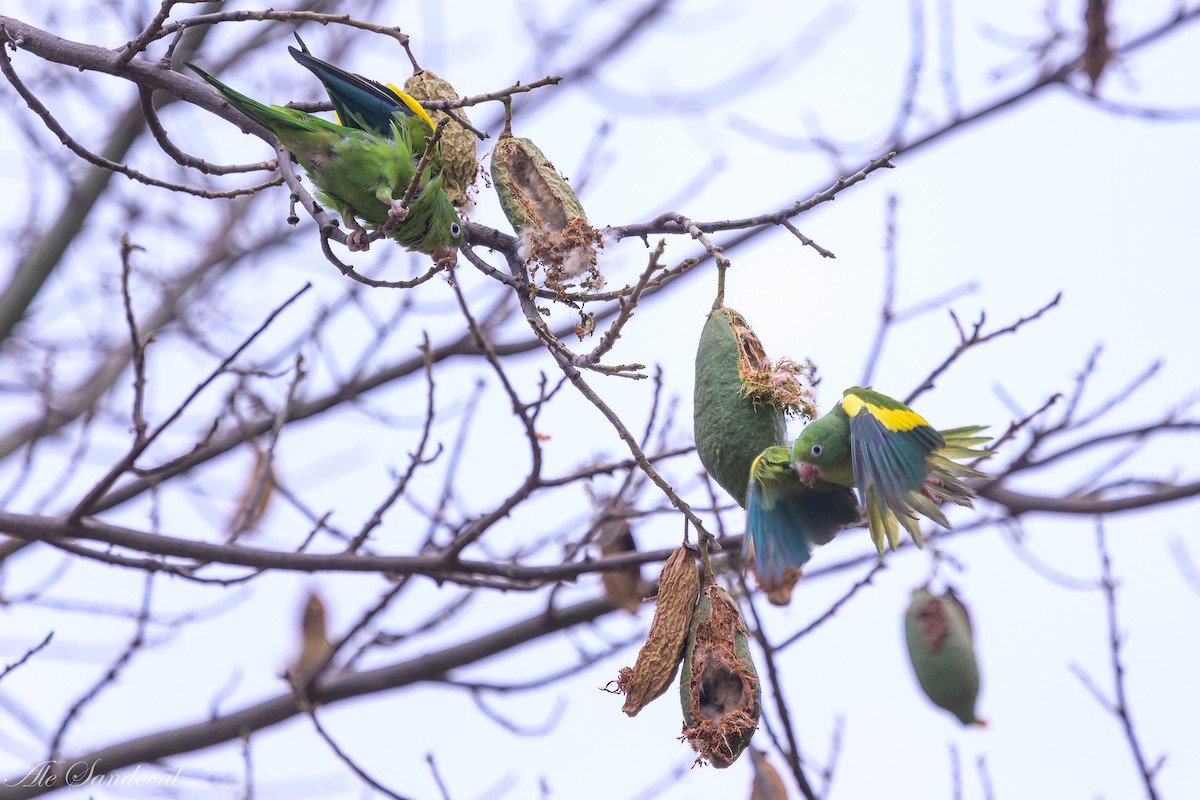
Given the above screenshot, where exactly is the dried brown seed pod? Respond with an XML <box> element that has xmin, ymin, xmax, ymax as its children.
<box><xmin>227</xmin><ymin>449</ymin><xmax>275</xmax><ymax>537</ymax></box>
<box><xmin>404</xmin><ymin>70</ymin><xmax>478</xmax><ymax>210</ymax></box>
<box><xmin>598</xmin><ymin>518</ymin><xmax>642</xmax><ymax>615</ymax></box>
<box><xmin>612</xmin><ymin>546</ymin><xmax>701</xmax><ymax>716</ymax></box>
<box><xmin>749</xmin><ymin>748</ymin><xmax>789</xmax><ymax>800</ymax></box>
<box><xmin>287</xmin><ymin>591</ymin><xmax>332</xmax><ymax>684</ymax></box>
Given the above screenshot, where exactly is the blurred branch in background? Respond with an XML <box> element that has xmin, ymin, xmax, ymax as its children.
<box><xmin>0</xmin><ymin>2</ymin><xmax>1198</xmax><ymax>799</ymax></box>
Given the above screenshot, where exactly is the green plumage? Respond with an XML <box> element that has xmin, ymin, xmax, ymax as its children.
<box><xmin>186</xmin><ymin>62</ymin><xmax>462</xmax><ymax>259</ymax></box>
<box><xmin>791</xmin><ymin>387</ymin><xmax>992</xmax><ymax>553</ymax></box>
<box><xmin>743</xmin><ymin>447</ymin><xmax>859</xmax><ymax>601</ymax></box>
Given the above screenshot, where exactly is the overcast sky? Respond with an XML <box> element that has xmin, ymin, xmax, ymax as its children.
<box><xmin>1</xmin><ymin>1</ymin><xmax>1199</xmax><ymax>799</ymax></box>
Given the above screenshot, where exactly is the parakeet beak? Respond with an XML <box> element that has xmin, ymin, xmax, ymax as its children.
<box><xmin>794</xmin><ymin>461</ymin><xmax>820</xmax><ymax>487</ymax></box>
<box><xmin>431</xmin><ymin>247</ymin><xmax>458</xmax><ymax>268</ymax></box>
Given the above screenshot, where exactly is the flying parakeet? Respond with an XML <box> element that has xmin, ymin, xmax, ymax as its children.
<box><xmin>743</xmin><ymin>446</ymin><xmax>860</xmax><ymax>596</ymax></box>
<box><xmin>743</xmin><ymin>387</ymin><xmax>990</xmax><ymax>598</ymax></box>
<box><xmin>186</xmin><ymin>63</ymin><xmax>463</xmax><ymax>261</ymax></box>
<box><xmin>791</xmin><ymin>386</ymin><xmax>991</xmax><ymax>552</ymax></box>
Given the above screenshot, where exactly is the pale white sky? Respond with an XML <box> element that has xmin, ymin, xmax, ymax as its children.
<box><xmin>1</xmin><ymin>1</ymin><xmax>1198</xmax><ymax>798</ymax></box>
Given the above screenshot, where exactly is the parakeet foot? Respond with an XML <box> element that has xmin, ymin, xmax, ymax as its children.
<box><xmin>347</xmin><ymin>231</ymin><xmax>370</xmax><ymax>251</ymax></box>
<box><xmin>387</xmin><ymin>200</ymin><xmax>409</xmax><ymax>222</ymax></box>
<box><xmin>344</xmin><ymin>218</ymin><xmax>371</xmax><ymax>252</ymax></box>
<box><xmin>431</xmin><ymin>246</ymin><xmax>458</xmax><ymax>267</ymax></box>
<box><xmin>922</xmin><ymin>476</ymin><xmax>944</xmax><ymax>502</ymax></box>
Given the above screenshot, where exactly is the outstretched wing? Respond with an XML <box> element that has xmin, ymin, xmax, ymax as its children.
<box><xmin>744</xmin><ymin>447</ymin><xmax>860</xmax><ymax>598</ymax></box>
<box><xmin>842</xmin><ymin>387</ymin><xmax>943</xmax><ymax>513</ymax></box>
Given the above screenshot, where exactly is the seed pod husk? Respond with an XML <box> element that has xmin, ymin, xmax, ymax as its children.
<box><xmin>613</xmin><ymin>546</ymin><xmax>701</xmax><ymax>716</ymax></box>
<box><xmin>286</xmin><ymin>591</ymin><xmax>332</xmax><ymax>685</ymax></box>
<box><xmin>404</xmin><ymin>70</ymin><xmax>478</xmax><ymax>210</ymax></box>
<box><xmin>490</xmin><ymin>133</ymin><xmax>603</xmax><ymax>288</ymax></box>
<box><xmin>598</xmin><ymin>517</ymin><xmax>642</xmax><ymax>615</ymax></box>
<box><xmin>694</xmin><ymin>307</ymin><xmax>814</xmax><ymax>507</ymax></box>
<box><xmin>680</xmin><ymin>581</ymin><xmax>760</xmax><ymax>767</ymax></box>
<box><xmin>749</xmin><ymin>748</ymin><xmax>789</xmax><ymax>800</ymax></box>
<box><xmin>904</xmin><ymin>587</ymin><xmax>984</xmax><ymax>726</ymax></box>
<box><xmin>226</xmin><ymin>449</ymin><xmax>275</xmax><ymax>537</ymax></box>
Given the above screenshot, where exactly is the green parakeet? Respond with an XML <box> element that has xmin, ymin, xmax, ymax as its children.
<box><xmin>186</xmin><ymin>63</ymin><xmax>463</xmax><ymax>261</ymax></box>
<box><xmin>742</xmin><ymin>387</ymin><xmax>990</xmax><ymax>599</ymax></box>
<box><xmin>791</xmin><ymin>386</ymin><xmax>991</xmax><ymax>553</ymax></box>
<box><xmin>743</xmin><ymin>446</ymin><xmax>860</xmax><ymax>594</ymax></box>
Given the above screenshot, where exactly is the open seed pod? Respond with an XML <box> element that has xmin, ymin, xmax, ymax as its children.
<box><xmin>680</xmin><ymin>581</ymin><xmax>761</xmax><ymax>767</ymax></box>
<box><xmin>694</xmin><ymin>307</ymin><xmax>814</xmax><ymax>507</ymax></box>
<box><xmin>613</xmin><ymin>546</ymin><xmax>701</xmax><ymax>716</ymax></box>
<box><xmin>904</xmin><ymin>587</ymin><xmax>984</xmax><ymax>726</ymax></box>
<box><xmin>404</xmin><ymin>70</ymin><xmax>478</xmax><ymax>210</ymax></box>
<box><xmin>490</xmin><ymin>132</ymin><xmax>603</xmax><ymax>289</ymax></box>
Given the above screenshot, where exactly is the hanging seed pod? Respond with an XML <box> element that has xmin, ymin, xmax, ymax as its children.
<box><xmin>404</xmin><ymin>70</ymin><xmax>478</xmax><ymax>210</ymax></box>
<box><xmin>680</xmin><ymin>581</ymin><xmax>761</xmax><ymax>767</ymax></box>
<box><xmin>749</xmin><ymin>748</ymin><xmax>789</xmax><ymax>800</ymax></box>
<box><xmin>226</xmin><ymin>448</ymin><xmax>275</xmax><ymax>537</ymax></box>
<box><xmin>612</xmin><ymin>546</ymin><xmax>701</xmax><ymax>716</ymax></box>
<box><xmin>490</xmin><ymin>130</ymin><xmax>603</xmax><ymax>288</ymax></box>
<box><xmin>904</xmin><ymin>587</ymin><xmax>985</xmax><ymax>726</ymax></box>
<box><xmin>598</xmin><ymin>516</ymin><xmax>642</xmax><ymax>615</ymax></box>
<box><xmin>694</xmin><ymin>307</ymin><xmax>815</xmax><ymax>508</ymax></box>
<box><xmin>1083</xmin><ymin>0</ymin><xmax>1112</xmax><ymax>91</ymax></box>
<box><xmin>286</xmin><ymin>591</ymin><xmax>332</xmax><ymax>685</ymax></box>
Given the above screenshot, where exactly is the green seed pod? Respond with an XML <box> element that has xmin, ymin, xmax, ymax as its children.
<box><xmin>679</xmin><ymin>581</ymin><xmax>760</xmax><ymax>767</ymax></box>
<box><xmin>490</xmin><ymin>132</ymin><xmax>602</xmax><ymax>286</ymax></box>
<box><xmin>404</xmin><ymin>70</ymin><xmax>477</xmax><ymax>211</ymax></box>
<box><xmin>491</xmin><ymin>134</ymin><xmax>586</xmax><ymax>230</ymax></box>
<box><xmin>904</xmin><ymin>587</ymin><xmax>984</xmax><ymax>726</ymax></box>
<box><xmin>693</xmin><ymin>308</ymin><xmax>814</xmax><ymax>507</ymax></box>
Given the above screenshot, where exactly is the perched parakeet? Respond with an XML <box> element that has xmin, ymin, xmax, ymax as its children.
<box><xmin>290</xmin><ymin>35</ymin><xmax>478</xmax><ymax>211</ymax></box>
<box><xmin>791</xmin><ymin>386</ymin><xmax>990</xmax><ymax>553</ymax></box>
<box><xmin>743</xmin><ymin>446</ymin><xmax>860</xmax><ymax>598</ymax></box>
<box><xmin>186</xmin><ymin>63</ymin><xmax>463</xmax><ymax>261</ymax></box>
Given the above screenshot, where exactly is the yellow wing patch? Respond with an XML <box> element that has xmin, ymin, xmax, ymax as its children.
<box><xmin>387</xmin><ymin>83</ymin><xmax>436</xmax><ymax>131</ymax></box>
<box><xmin>841</xmin><ymin>393</ymin><xmax>929</xmax><ymax>433</ymax></box>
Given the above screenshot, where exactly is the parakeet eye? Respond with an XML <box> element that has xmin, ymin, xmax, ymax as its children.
<box><xmin>450</xmin><ymin>222</ymin><xmax>462</xmax><ymax>238</ymax></box>
<box><xmin>810</xmin><ymin>443</ymin><xmax>823</xmax><ymax>458</ymax></box>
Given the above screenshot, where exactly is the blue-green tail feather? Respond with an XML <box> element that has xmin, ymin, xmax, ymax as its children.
<box><xmin>289</xmin><ymin>34</ymin><xmax>412</xmax><ymax>134</ymax></box>
<box><xmin>744</xmin><ymin>479</ymin><xmax>860</xmax><ymax>588</ymax></box>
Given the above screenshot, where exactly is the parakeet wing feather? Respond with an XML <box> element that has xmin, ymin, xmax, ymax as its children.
<box><xmin>744</xmin><ymin>448</ymin><xmax>860</xmax><ymax>587</ymax></box>
<box><xmin>289</xmin><ymin>35</ymin><xmax>434</xmax><ymax>135</ymax></box>
<box><xmin>187</xmin><ymin>63</ymin><xmax>350</xmax><ymax>143</ymax></box>
<box><xmin>189</xmin><ymin>61</ymin><xmax>462</xmax><ymax>257</ymax></box>
<box><xmin>842</xmin><ymin>387</ymin><xmax>943</xmax><ymax>512</ymax></box>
